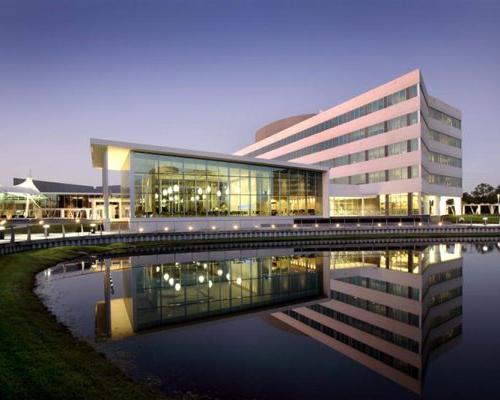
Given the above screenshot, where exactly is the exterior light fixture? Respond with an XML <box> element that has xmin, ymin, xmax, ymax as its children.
<box><xmin>203</xmin><ymin>263</ymin><xmax>207</xmax><ymax>269</ymax></box>
<box><xmin>173</xmin><ymin>184</ymin><xmax>179</xmax><ymax>192</ymax></box>
<box><xmin>162</xmin><ymin>189</ymin><xmax>168</xmax><ymax>196</ymax></box>
<box><xmin>482</xmin><ymin>245</ymin><xmax>488</xmax><ymax>252</ymax></box>
<box><xmin>438</xmin><ymin>222</ymin><xmax>443</xmax><ymax>227</ymax></box>
<box><xmin>293</xmin><ymin>224</ymin><xmax>297</xmax><ymax>228</ymax></box>
<box><xmin>236</xmin><ymin>277</ymin><xmax>242</xmax><ymax>285</ymax></box>
<box><xmin>164</xmin><ymin>227</ymin><xmax>169</xmax><ymax>231</ymax></box>
<box><xmin>168</xmin><ymin>277</ymin><xmax>174</xmax><ymax>286</ymax></box>
<box><xmin>208</xmin><ymin>280</ymin><xmax>213</xmax><ymax>288</ymax></box>
<box><xmin>271</xmin><ymin>224</ymin><xmax>276</xmax><ymax>229</ymax></box>
<box><xmin>335</xmin><ymin>223</ymin><xmax>340</xmax><ymax>228</ymax></box>
<box><xmin>211</xmin><ymin>226</ymin><xmax>216</xmax><ymax>230</ymax></box>
<box><xmin>39</xmin><ymin>220</ymin><xmax>44</xmax><ymax>225</ymax></box>
<box><xmin>356</xmin><ymin>223</ymin><xmax>360</xmax><ymax>227</ymax></box>
<box><xmin>154</xmin><ymin>193</ymin><xmax>159</xmax><ymax>199</ymax></box>
<box><xmin>216</xmin><ymin>190</ymin><xmax>222</xmax><ymax>197</ymax></box>
<box><xmin>398</xmin><ymin>222</ymin><xmax>402</xmax><ymax>226</ymax></box>
<box><xmin>314</xmin><ymin>223</ymin><xmax>319</xmax><ymax>228</ymax></box>
<box><xmin>138</xmin><ymin>227</ymin><xmax>144</xmax><ymax>233</ymax></box>
<box><xmin>198</xmin><ymin>275</ymin><xmax>205</xmax><ymax>283</ymax></box>
<box><xmin>163</xmin><ymin>273</ymin><xmax>170</xmax><ymax>281</ymax></box>
<box><xmin>188</xmin><ymin>226</ymin><xmax>193</xmax><ymax>231</ymax></box>
<box><xmin>226</xmin><ymin>273</ymin><xmax>231</xmax><ymax>281</ymax></box>
<box><xmin>377</xmin><ymin>223</ymin><xmax>382</xmax><ymax>227</ymax></box>
<box><xmin>75</xmin><ymin>218</ymin><xmax>80</xmax><ymax>224</ymax></box>
<box><xmin>174</xmin><ymin>283</ymin><xmax>181</xmax><ymax>291</ymax></box>
<box><xmin>418</xmin><ymin>222</ymin><xmax>423</xmax><ymax>226</ymax></box>
<box><xmin>197</xmin><ymin>188</ymin><xmax>203</xmax><ymax>195</ymax></box>
<box><xmin>195</xmin><ymin>195</ymin><xmax>200</xmax><ymax>201</ymax></box>
<box><xmin>233</xmin><ymin>225</ymin><xmax>239</xmax><ymax>230</ymax></box>
<box><xmin>156</xmin><ymin>266</ymin><xmax>160</xmax><ymax>272</ymax></box>
<box><xmin>217</xmin><ymin>269</ymin><xmax>223</xmax><ymax>276</ymax></box>
<box><xmin>43</xmin><ymin>224</ymin><xmax>50</xmax><ymax>229</ymax></box>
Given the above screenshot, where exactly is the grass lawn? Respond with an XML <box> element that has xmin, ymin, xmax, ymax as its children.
<box><xmin>0</xmin><ymin>244</ymin><xmax>169</xmax><ymax>400</ymax></box>
<box><xmin>443</xmin><ymin>214</ymin><xmax>500</xmax><ymax>224</ymax></box>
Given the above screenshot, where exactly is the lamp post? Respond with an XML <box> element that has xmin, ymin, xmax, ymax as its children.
<box><xmin>43</xmin><ymin>224</ymin><xmax>50</xmax><ymax>238</ymax></box>
<box><xmin>76</xmin><ymin>218</ymin><xmax>83</xmax><ymax>236</ymax></box>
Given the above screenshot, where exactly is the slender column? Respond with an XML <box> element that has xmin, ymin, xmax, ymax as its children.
<box><xmin>102</xmin><ymin>147</ymin><xmax>110</xmax><ymax>231</ymax></box>
<box><xmin>321</xmin><ymin>171</ymin><xmax>330</xmax><ymax>218</ymax></box>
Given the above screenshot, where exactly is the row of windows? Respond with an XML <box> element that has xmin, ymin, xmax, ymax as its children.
<box><xmin>331</xmin><ymin>165</ymin><xmax>419</xmax><ymax>185</ymax></box>
<box><xmin>274</xmin><ymin>112</ymin><xmax>419</xmax><ymax>162</ymax></box>
<box><xmin>317</xmin><ymin>139</ymin><xmax>418</xmax><ymax>169</ymax></box>
<box><xmin>337</xmin><ymin>276</ymin><xmax>420</xmax><ymax>300</ymax></box>
<box><xmin>424</xmin><ymin>147</ymin><xmax>462</xmax><ymax>168</ymax></box>
<box><xmin>428</xmin><ymin>129</ymin><xmax>461</xmax><ymax>148</ymax></box>
<box><xmin>422</xmin><ymin>167</ymin><xmax>462</xmax><ymax>187</ymax></box>
<box><xmin>331</xmin><ymin>290</ymin><xmax>420</xmax><ymax>327</ymax></box>
<box><xmin>284</xmin><ymin>309</ymin><xmax>419</xmax><ymax>378</ymax></box>
<box><xmin>308</xmin><ymin>304</ymin><xmax>419</xmax><ymax>353</ymax></box>
<box><xmin>428</xmin><ymin>107</ymin><xmax>461</xmax><ymax>129</ymax></box>
<box><xmin>245</xmin><ymin>85</ymin><xmax>418</xmax><ymax>157</ymax></box>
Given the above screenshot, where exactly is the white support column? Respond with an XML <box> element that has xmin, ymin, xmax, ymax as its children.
<box><xmin>102</xmin><ymin>147</ymin><xmax>110</xmax><ymax>230</ymax></box>
<box><xmin>321</xmin><ymin>171</ymin><xmax>330</xmax><ymax>218</ymax></box>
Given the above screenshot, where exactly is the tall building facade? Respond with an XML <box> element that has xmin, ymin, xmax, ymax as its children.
<box><xmin>234</xmin><ymin>70</ymin><xmax>462</xmax><ymax>216</ymax></box>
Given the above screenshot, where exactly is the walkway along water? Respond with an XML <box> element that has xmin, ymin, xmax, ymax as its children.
<box><xmin>2</xmin><ymin>224</ymin><xmax>500</xmax><ymax>256</ymax></box>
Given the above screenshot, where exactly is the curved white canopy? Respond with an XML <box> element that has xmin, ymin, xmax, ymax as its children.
<box><xmin>0</xmin><ymin>177</ymin><xmax>41</xmax><ymax>197</ymax></box>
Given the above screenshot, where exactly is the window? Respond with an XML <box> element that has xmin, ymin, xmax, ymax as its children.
<box><xmin>367</xmin><ymin>147</ymin><xmax>385</xmax><ymax>160</ymax></box>
<box><xmin>368</xmin><ymin>171</ymin><xmax>386</xmax><ymax>183</ymax></box>
<box><xmin>132</xmin><ymin>152</ymin><xmax>323</xmax><ymax>217</ymax></box>
<box><xmin>351</xmin><ymin>174</ymin><xmax>367</xmax><ymax>185</ymax></box>
<box><xmin>429</xmin><ymin>108</ymin><xmax>461</xmax><ymax>129</ymax></box>
<box><xmin>429</xmin><ymin>129</ymin><xmax>461</xmax><ymax>148</ymax></box>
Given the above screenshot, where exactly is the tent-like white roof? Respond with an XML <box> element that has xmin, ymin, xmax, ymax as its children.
<box><xmin>0</xmin><ymin>177</ymin><xmax>41</xmax><ymax>197</ymax></box>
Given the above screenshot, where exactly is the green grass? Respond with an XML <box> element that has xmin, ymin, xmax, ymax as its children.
<box><xmin>443</xmin><ymin>214</ymin><xmax>500</xmax><ymax>224</ymax></box>
<box><xmin>0</xmin><ymin>244</ymin><xmax>169</xmax><ymax>400</ymax></box>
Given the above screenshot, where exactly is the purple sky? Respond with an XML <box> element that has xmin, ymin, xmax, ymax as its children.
<box><xmin>1</xmin><ymin>0</ymin><xmax>499</xmax><ymax>190</ymax></box>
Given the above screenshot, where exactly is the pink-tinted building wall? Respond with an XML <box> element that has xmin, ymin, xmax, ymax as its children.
<box><xmin>235</xmin><ymin>69</ymin><xmax>463</xmax><ymax>216</ymax></box>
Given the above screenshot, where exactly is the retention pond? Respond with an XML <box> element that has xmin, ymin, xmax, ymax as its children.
<box><xmin>36</xmin><ymin>241</ymin><xmax>500</xmax><ymax>399</ymax></box>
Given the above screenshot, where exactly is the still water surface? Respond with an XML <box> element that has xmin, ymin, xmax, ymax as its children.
<box><xmin>36</xmin><ymin>242</ymin><xmax>500</xmax><ymax>399</ymax></box>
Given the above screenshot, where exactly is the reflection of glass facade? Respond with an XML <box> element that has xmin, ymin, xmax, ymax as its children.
<box><xmin>132</xmin><ymin>152</ymin><xmax>323</xmax><ymax>218</ymax></box>
<box><xmin>130</xmin><ymin>255</ymin><xmax>322</xmax><ymax>329</ymax></box>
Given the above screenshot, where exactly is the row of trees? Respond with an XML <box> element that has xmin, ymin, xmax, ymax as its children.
<box><xmin>462</xmin><ymin>183</ymin><xmax>500</xmax><ymax>204</ymax></box>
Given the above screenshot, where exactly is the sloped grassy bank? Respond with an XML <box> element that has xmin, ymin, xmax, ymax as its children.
<box><xmin>0</xmin><ymin>244</ymin><xmax>171</xmax><ymax>400</ymax></box>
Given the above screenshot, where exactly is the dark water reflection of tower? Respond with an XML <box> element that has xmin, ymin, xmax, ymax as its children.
<box><xmin>275</xmin><ymin>244</ymin><xmax>463</xmax><ymax>395</ymax></box>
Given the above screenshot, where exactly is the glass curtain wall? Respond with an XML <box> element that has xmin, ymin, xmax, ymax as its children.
<box><xmin>133</xmin><ymin>152</ymin><xmax>323</xmax><ymax>218</ymax></box>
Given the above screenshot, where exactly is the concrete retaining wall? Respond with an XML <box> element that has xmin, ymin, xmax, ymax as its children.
<box><xmin>2</xmin><ymin>225</ymin><xmax>500</xmax><ymax>256</ymax></box>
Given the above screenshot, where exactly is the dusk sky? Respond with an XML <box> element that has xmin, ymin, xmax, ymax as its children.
<box><xmin>1</xmin><ymin>0</ymin><xmax>499</xmax><ymax>190</ymax></box>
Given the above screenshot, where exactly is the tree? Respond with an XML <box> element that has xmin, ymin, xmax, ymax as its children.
<box><xmin>467</xmin><ymin>183</ymin><xmax>499</xmax><ymax>203</ymax></box>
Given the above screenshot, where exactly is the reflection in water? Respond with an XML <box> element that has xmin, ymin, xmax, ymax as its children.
<box><xmin>44</xmin><ymin>250</ymin><xmax>327</xmax><ymax>340</ymax></box>
<box><xmin>274</xmin><ymin>243</ymin><xmax>463</xmax><ymax>395</ymax></box>
<box><xmin>38</xmin><ymin>243</ymin><xmax>472</xmax><ymax>398</ymax></box>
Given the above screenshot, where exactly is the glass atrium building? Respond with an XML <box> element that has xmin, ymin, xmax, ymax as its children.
<box><xmin>91</xmin><ymin>139</ymin><xmax>329</xmax><ymax>231</ymax></box>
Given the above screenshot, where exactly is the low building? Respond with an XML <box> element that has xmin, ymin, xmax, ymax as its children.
<box><xmin>0</xmin><ymin>177</ymin><xmax>126</xmax><ymax>220</ymax></box>
<box><xmin>90</xmin><ymin>138</ymin><xmax>329</xmax><ymax>231</ymax></box>
<box><xmin>234</xmin><ymin>69</ymin><xmax>463</xmax><ymax>216</ymax></box>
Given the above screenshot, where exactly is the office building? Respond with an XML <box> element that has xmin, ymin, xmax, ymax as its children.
<box><xmin>234</xmin><ymin>70</ymin><xmax>462</xmax><ymax>216</ymax></box>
